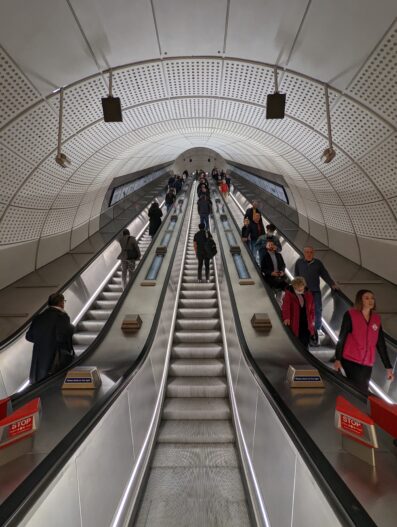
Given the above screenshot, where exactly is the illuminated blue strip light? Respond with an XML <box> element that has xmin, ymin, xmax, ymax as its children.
<box><xmin>145</xmin><ymin>218</ymin><xmax>178</xmax><ymax>280</ymax></box>
<box><xmin>233</xmin><ymin>254</ymin><xmax>250</xmax><ymax>279</ymax></box>
<box><xmin>220</xmin><ymin>216</ymin><xmax>251</xmax><ymax>280</ymax></box>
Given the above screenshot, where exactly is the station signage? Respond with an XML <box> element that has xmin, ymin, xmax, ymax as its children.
<box><xmin>335</xmin><ymin>396</ymin><xmax>377</xmax><ymax>449</ymax></box>
<box><xmin>0</xmin><ymin>398</ymin><xmax>41</xmax><ymax>449</ymax></box>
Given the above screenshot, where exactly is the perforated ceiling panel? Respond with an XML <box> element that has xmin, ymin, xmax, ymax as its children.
<box><xmin>358</xmin><ymin>133</ymin><xmax>397</xmax><ymax>198</ymax></box>
<box><xmin>165</xmin><ymin>59</ymin><xmax>222</xmax><ymax>97</ymax></box>
<box><xmin>347</xmin><ymin>23</ymin><xmax>397</xmax><ymax>127</ymax></box>
<box><xmin>42</xmin><ymin>208</ymin><xmax>78</xmax><ymax>237</ymax></box>
<box><xmin>0</xmin><ymin>144</ymin><xmax>35</xmax><ymax>204</ymax></box>
<box><xmin>12</xmin><ymin>170</ymin><xmax>64</xmax><ymax>209</ymax></box>
<box><xmin>0</xmin><ymin>207</ymin><xmax>47</xmax><ymax>244</ymax></box>
<box><xmin>0</xmin><ymin>48</ymin><xmax>40</xmax><ymax>129</ymax></box>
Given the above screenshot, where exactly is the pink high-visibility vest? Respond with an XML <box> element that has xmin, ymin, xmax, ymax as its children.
<box><xmin>343</xmin><ymin>309</ymin><xmax>381</xmax><ymax>366</ymax></box>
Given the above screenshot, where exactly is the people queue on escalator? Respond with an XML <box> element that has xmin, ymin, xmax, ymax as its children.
<box><xmin>236</xmin><ymin>194</ymin><xmax>394</xmax><ymax>393</ymax></box>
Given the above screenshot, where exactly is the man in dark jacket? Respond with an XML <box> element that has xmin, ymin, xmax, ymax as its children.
<box><xmin>148</xmin><ymin>201</ymin><xmax>163</xmax><ymax>238</ymax></box>
<box><xmin>261</xmin><ymin>241</ymin><xmax>288</xmax><ymax>290</ymax></box>
<box><xmin>244</xmin><ymin>200</ymin><xmax>264</xmax><ymax>229</ymax></box>
<box><xmin>197</xmin><ymin>190</ymin><xmax>213</xmax><ymax>230</ymax></box>
<box><xmin>193</xmin><ymin>223</ymin><xmax>214</xmax><ymax>282</ymax></box>
<box><xmin>294</xmin><ymin>246</ymin><xmax>339</xmax><ymax>345</ymax></box>
<box><xmin>26</xmin><ymin>293</ymin><xmax>75</xmax><ymax>383</ymax></box>
<box><xmin>165</xmin><ymin>188</ymin><xmax>176</xmax><ymax>212</ymax></box>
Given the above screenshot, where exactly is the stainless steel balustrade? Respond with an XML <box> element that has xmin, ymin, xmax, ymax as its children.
<box><xmin>16</xmin><ymin>182</ymin><xmax>350</xmax><ymax>527</ymax></box>
<box><xmin>0</xmin><ymin>194</ymin><xmax>166</xmax><ymax>399</ymax></box>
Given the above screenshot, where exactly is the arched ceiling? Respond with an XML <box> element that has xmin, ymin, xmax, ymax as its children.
<box><xmin>0</xmin><ymin>0</ymin><xmax>396</xmax><ymax>285</ymax></box>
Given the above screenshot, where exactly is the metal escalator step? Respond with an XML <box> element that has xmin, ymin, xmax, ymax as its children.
<box><xmin>95</xmin><ymin>300</ymin><xmax>117</xmax><ymax>309</ymax></box>
<box><xmin>78</xmin><ymin>320</ymin><xmax>106</xmax><ymax>332</ymax></box>
<box><xmin>172</xmin><ymin>344</ymin><xmax>223</xmax><ymax>359</ymax></box>
<box><xmin>169</xmin><ymin>359</ymin><xmax>225</xmax><ymax>377</ymax></box>
<box><xmin>167</xmin><ymin>377</ymin><xmax>227</xmax><ymax>398</ymax></box>
<box><xmin>176</xmin><ymin>319</ymin><xmax>220</xmax><ymax>331</ymax></box>
<box><xmin>174</xmin><ymin>331</ymin><xmax>222</xmax><ymax>344</ymax></box>
<box><xmin>99</xmin><ymin>291</ymin><xmax>121</xmax><ymax>300</ymax></box>
<box><xmin>177</xmin><ymin>308</ymin><xmax>219</xmax><ymax>319</ymax></box>
<box><xmin>86</xmin><ymin>309</ymin><xmax>112</xmax><ymax>320</ymax></box>
<box><xmin>178</xmin><ymin>299</ymin><xmax>218</xmax><ymax>309</ymax></box>
<box><xmin>180</xmin><ymin>290</ymin><xmax>216</xmax><ymax>299</ymax></box>
<box><xmin>163</xmin><ymin>398</ymin><xmax>231</xmax><ymax>420</ymax></box>
<box><xmin>158</xmin><ymin>420</ymin><xmax>234</xmax><ymax>444</ymax></box>
<box><xmin>106</xmin><ymin>284</ymin><xmax>123</xmax><ymax>292</ymax></box>
<box><xmin>152</xmin><ymin>444</ymin><xmax>238</xmax><ymax>468</ymax></box>
<box><xmin>72</xmin><ymin>332</ymin><xmax>98</xmax><ymax>345</ymax></box>
<box><xmin>181</xmin><ymin>283</ymin><xmax>216</xmax><ymax>290</ymax></box>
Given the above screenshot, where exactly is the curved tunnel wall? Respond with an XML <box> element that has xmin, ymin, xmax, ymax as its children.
<box><xmin>0</xmin><ymin>23</ymin><xmax>396</xmax><ymax>287</ymax></box>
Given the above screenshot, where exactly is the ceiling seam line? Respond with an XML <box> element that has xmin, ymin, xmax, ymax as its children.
<box><xmin>278</xmin><ymin>0</ymin><xmax>312</xmax><ymax>85</ymax></box>
<box><xmin>222</xmin><ymin>0</ymin><xmax>231</xmax><ymax>55</ymax></box>
<box><xmin>65</xmin><ymin>0</ymin><xmax>109</xmax><ymax>92</ymax></box>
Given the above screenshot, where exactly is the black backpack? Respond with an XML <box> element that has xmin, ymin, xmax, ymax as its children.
<box><xmin>204</xmin><ymin>231</ymin><xmax>217</xmax><ymax>259</ymax></box>
<box><xmin>126</xmin><ymin>237</ymin><xmax>139</xmax><ymax>260</ymax></box>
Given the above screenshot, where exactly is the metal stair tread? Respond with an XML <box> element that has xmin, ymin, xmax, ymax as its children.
<box><xmin>158</xmin><ymin>420</ymin><xmax>234</xmax><ymax>443</ymax></box>
<box><xmin>163</xmin><ymin>398</ymin><xmax>231</xmax><ymax>420</ymax></box>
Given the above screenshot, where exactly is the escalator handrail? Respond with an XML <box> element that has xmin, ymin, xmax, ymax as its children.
<box><xmin>216</xmin><ymin>185</ymin><xmax>368</xmax><ymax>401</ymax></box>
<box><xmin>0</xmin><ymin>174</ymin><xmax>170</xmax><ymax>349</ymax></box>
<box><xmin>0</xmin><ymin>180</ymin><xmax>193</xmax><ymax>527</ymax></box>
<box><xmin>211</xmin><ymin>192</ymin><xmax>377</xmax><ymax>527</ymax></box>
<box><xmin>13</xmin><ymin>183</ymin><xmax>189</xmax><ymax>405</ymax></box>
<box><xmin>230</xmin><ymin>174</ymin><xmax>397</xmax><ymax>349</ymax></box>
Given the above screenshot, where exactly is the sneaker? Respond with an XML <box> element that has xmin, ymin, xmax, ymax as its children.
<box><xmin>197</xmin><ymin>279</ymin><xmax>202</xmax><ymax>283</ymax></box>
<box><xmin>206</xmin><ymin>279</ymin><xmax>210</xmax><ymax>283</ymax></box>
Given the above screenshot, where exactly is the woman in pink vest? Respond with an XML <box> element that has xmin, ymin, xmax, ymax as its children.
<box><xmin>334</xmin><ymin>290</ymin><xmax>394</xmax><ymax>393</ymax></box>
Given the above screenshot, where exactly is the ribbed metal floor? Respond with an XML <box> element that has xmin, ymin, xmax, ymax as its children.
<box><xmin>134</xmin><ymin>207</ymin><xmax>251</xmax><ymax>526</ymax></box>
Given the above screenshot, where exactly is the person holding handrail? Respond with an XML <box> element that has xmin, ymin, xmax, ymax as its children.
<box><xmin>334</xmin><ymin>289</ymin><xmax>394</xmax><ymax>393</ymax></box>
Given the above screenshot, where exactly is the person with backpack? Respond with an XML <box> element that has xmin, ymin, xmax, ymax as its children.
<box><xmin>26</xmin><ymin>293</ymin><xmax>75</xmax><ymax>383</ymax></box>
<box><xmin>193</xmin><ymin>223</ymin><xmax>217</xmax><ymax>283</ymax></box>
<box><xmin>117</xmin><ymin>228</ymin><xmax>141</xmax><ymax>288</ymax></box>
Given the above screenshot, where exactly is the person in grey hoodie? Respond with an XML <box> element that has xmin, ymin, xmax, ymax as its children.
<box><xmin>294</xmin><ymin>246</ymin><xmax>339</xmax><ymax>345</ymax></box>
<box><xmin>118</xmin><ymin>229</ymin><xmax>141</xmax><ymax>288</ymax></box>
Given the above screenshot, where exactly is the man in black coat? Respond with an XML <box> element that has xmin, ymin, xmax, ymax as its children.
<box><xmin>26</xmin><ymin>293</ymin><xmax>75</xmax><ymax>383</ymax></box>
<box><xmin>260</xmin><ymin>241</ymin><xmax>288</xmax><ymax>290</ymax></box>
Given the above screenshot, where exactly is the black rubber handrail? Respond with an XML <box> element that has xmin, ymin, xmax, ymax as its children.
<box><xmin>13</xmin><ymin>182</ymin><xmax>189</xmax><ymax>405</ymax></box>
<box><xmin>230</xmin><ymin>173</ymin><xmax>397</xmax><ymax>349</ymax></box>
<box><xmin>0</xmin><ymin>174</ymin><xmax>170</xmax><ymax>349</ymax></box>
<box><xmin>216</xmin><ymin>185</ymin><xmax>367</xmax><ymax>400</ymax></box>
<box><xmin>0</xmin><ymin>180</ymin><xmax>193</xmax><ymax>527</ymax></box>
<box><xmin>212</xmin><ymin>193</ymin><xmax>376</xmax><ymax>527</ymax></box>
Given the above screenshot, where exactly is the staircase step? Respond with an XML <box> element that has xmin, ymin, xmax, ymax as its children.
<box><xmin>177</xmin><ymin>308</ymin><xmax>219</xmax><ymax>319</ymax></box>
<box><xmin>158</xmin><ymin>420</ymin><xmax>234</xmax><ymax>443</ymax></box>
<box><xmin>87</xmin><ymin>309</ymin><xmax>112</xmax><ymax>320</ymax></box>
<box><xmin>99</xmin><ymin>291</ymin><xmax>121</xmax><ymax>300</ymax></box>
<box><xmin>152</xmin><ymin>444</ymin><xmax>238</xmax><ymax>468</ymax></box>
<box><xmin>78</xmin><ymin>320</ymin><xmax>106</xmax><ymax>332</ymax></box>
<box><xmin>163</xmin><ymin>398</ymin><xmax>231</xmax><ymax>420</ymax></box>
<box><xmin>176</xmin><ymin>319</ymin><xmax>220</xmax><ymax>331</ymax></box>
<box><xmin>169</xmin><ymin>359</ymin><xmax>225</xmax><ymax>377</ymax></box>
<box><xmin>106</xmin><ymin>284</ymin><xmax>123</xmax><ymax>292</ymax></box>
<box><xmin>180</xmin><ymin>290</ymin><xmax>216</xmax><ymax>299</ymax></box>
<box><xmin>95</xmin><ymin>300</ymin><xmax>117</xmax><ymax>309</ymax></box>
<box><xmin>181</xmin><ymin>283</ymin><xmax>216</xmax><ymax>290</ymax></box>
<box><xmin>174</xmin><ymin>331</ymin><xmax>222</xmax><ymax>344</ymax></box>
<box><xmin>72</xmin><ymin>332</ymin><xmax>98</xmax><ymax>345</ymax></box>
<box><xmin>172</xmin><ymin>344</ymin><xmax>223</xmax><ymax>359</ymax></box>
<box><xmin>167</xmin><ymin>377</ymin><xmax>227</xmax><ymax>397</ymax></box>
<box><xmin>178</xmin><ymin>299</ymin><xmax>218</xmax><ymax>309</ymax></box>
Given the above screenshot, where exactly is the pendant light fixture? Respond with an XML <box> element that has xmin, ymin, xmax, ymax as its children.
<box><xmin>321</xmin><ymin>84</ymin><xmax>336</xmax><ymax>163</ymax></box>
<box><xmin>102</xmin><ymin>69</ymin><xmax>123</xmax><ymax>122</ymax></box>
<box><xmin>266</xmin><ymin>66</ymin><xmax>286</xmax><ymax>119</ymax></box>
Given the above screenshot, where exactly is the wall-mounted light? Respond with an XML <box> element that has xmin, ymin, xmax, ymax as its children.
<box><xmin>321</xmin><ymin>84</ymin><xmax>336</xmax><ymax>163</ymax></box>
<box><xmin>266</xmin><ymin>67</ymin><xmax>286</xmax><ymax>119</ymax></box>
<box><xmin>55</xmin><ymin>88</ymin><xmax>71</xmax><ymax>168</ymax></box>
<box><xmin>102</xmin><ymin>69</ymin><xmax>123</xmax><ymax>122</ymax></box>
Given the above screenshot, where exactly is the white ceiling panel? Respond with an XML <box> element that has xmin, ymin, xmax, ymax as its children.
<box><xmin>287</xmin><ymin>0</ymin><xmax>397</xmax><ymax>90</ymax></box>
<box><xmin>153</xmin><ymin>0</ymin><xmax>227</xmax><ymax>56</ymax></box>
<box><xmin>227</xmin><ymin>0</ymin><xmax>308</xmax><ymax>64</ymax></box>
<box><xmin>0</xmin><ymin>0</ymin><xmax>100</xmax><ymax>95</ymax></box>
<box><xmin>68</xmin><ymin>0</ymin><xmax>159</xmax><ymax>67</ymax></box>
<box><xmin>0</xmin><ymin>144</ymin><xmax>35</xmax><ymax>204</ymax></box>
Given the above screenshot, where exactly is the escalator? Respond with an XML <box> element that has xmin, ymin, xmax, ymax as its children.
<box><xmin>133</xmin><ymin>203</ymin><xmax>252</xmax><ymax>526</ymax></box>
<box><xmin>0</xmin><ymin>180</ymin><xmax>389</xmax><ymax>527</ymax></box>
<box><xmin>72</xmin><ymin>230</ymin><xmax>152</xmax><ymax>355</ymax></box>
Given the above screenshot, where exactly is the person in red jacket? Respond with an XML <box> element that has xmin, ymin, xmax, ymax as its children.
<box><xmin>219</xmin><ymin>179</ymin><xmax>229</xmax><ymax>199</ymax></box>
<box><xmin>334</xmin><ymin>289</ymin><xmax>394</xmax><ymax>393</ymax></box>
<box><xmin>282</xmin><ymin>277</ymin><xmax>315</xmax><ymax>348</ymax></box>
